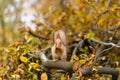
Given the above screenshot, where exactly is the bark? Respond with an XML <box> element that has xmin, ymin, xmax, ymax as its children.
<box><xmin>81</xmin><ymin>68</ymin><xmax>119</xmax><ymax>80</ymax></box>
<box><xmin>37</xmin><ymin>51</ymin><xmax>79</xmax><ymax>72</ymax></box>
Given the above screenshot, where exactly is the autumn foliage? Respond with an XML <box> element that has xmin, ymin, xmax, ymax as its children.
<box><xmin>0</xmin><ymin>0</ymin><xmax>120</xmax><ymax>80</ymax></box>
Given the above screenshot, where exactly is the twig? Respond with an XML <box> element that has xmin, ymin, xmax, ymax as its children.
<box><xmin>110</xmin><ymin>25</ymin><xmax>120</xmax><ymax>41</ymax></box>
<box><xmin>28</xmin><ymin>30</ymin><xmax>50</xmax><ymax>40</ymax></box>
<box><xmin>92</xmin><ymin>36</ymin><xmax>110</xmax><ymax>65</ymax></box>
<box><xmin>99</xmin><ymin>46</ymin><xmax>114</xmax><ymax>55</ymax></box>
<box><xmin>94</xmin><ymin>10</ymin><xmax>109</xmax><ymax>26</ymax></box>
<box><xmin>95</xmin><ymin>46</ymin><xmax>114</xmax><ymax>61</ymax></box>
<box><xmin>41</xmin><ymin>45</ymin><xmax>51</xmax><ymax>52</ymax></box>
<box><xmin>97</xmin><ymin>10</ymin><xmax>109</xmax><ymax>17</ymax></box>
<box><xmin>107</xmin><ymin>0</ymin><xmax>111</xmax><ymax>7</ymax></box>
<box><xmin>91</xmin><ymin>38</ymin><xmax>120</xmax><ymax>47</ymax></box>
<box><xmin>104</xmin><ymin>57</ymin><xmax>110</xmax><ymax>66</ymax></box>
<box><xmin>71</xmin><ymin>40</ymin><xmax>84</xmax><ymax>60</ymax></box>
<box><xmin>95</xmin><ymin>0</ymin><xmax>99</xmax><ymax>2</ymax></box>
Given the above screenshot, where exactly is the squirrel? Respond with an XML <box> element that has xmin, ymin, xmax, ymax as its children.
<box><xmin>51</xmin><ymin>30</ymin><xmax>67</xmax><ymax>61</ymax></box>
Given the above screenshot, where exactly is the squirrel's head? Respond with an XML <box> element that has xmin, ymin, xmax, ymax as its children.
<box><xmin>55</xmin><ymin>39</ymin><xmax>63</xmax><ymax>54</ymax></box>
<box><xmin>55</xmin><ymin>39</ymin><xmax>62</xmax><ymax>48</ymax></box>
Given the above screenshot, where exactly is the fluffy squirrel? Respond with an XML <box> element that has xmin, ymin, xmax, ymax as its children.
<box><xmin>51</xmin><ymin>30</ymin><xmax>67</xmax><ymax>61</ymax></box>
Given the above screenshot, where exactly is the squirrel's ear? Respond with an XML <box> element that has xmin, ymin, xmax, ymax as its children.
<box><xmin>52</xmin><ymin>30</ymin><xmax>60</xmax><ymax>42</ymax></box>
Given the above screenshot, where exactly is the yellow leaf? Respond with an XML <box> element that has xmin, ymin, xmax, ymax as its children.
<box><xmin>116</xmin><ymin>68</ymin><xmax>120</xmax><ymax>71</ymax></box>
<box><xmin>0</xmin><ymin>77</ymin><xmax>2</xmax><ymax>80</ymax></box>
<box><xmin>79</xmin><ymin>60</ymin><xmax>85</xmax><ymax>64</ymax></box>
<box><xmin>86</xmin><ymin>15</ymin><xmax>91</xmax><ymax>21</ymax></box>
<box><xmin>98</xmin><ymin>19</ymin><xmax>103</xmax><ymax>26</ymax></box>
<box><xmin>29</xmin><ymin>62</ymin><xmax>39</xmax><ymax>69</ymax></box>
<box><xmin>84</xmin><ymin>30</ymin><xmax>95</xmax><ymax>39</ymax></box>
<box><xmin>76</xmin><ymin>11</ymin><xmax>82</xmax><ymax>17</ymax></box>
<box><xmin>36</xmin><ymin>60</ymin><xmax>39</xmax><ymax>63</ymax></box>
<box><xmin>73</xmin><ymin>54</ymin><xmax>79</xmax><ymax>60</ymax></box>
<box><xmin>61</xmin><ymin>74</ymin><xmax>64</xmax><ymax>80</ymax></box>
<box><xmin>20</xmin><ymin>56</ymin><xmax>28</xmax><ymax>63</ymax></box>
<box><xmin>70</xmin><ymin>59</ymin><xmax>73</xmax><ymax>62</ymax></box>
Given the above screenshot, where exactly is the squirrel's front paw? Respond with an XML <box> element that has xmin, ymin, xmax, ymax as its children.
<box><xmin>53</xmin><ymin>59</ymin><xmax>58</xmax><ymax>62</ymax></box>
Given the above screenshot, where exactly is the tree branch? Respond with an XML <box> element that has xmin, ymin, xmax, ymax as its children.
<box><xmin>28</xmin><ymin>29</ymin><xmax>50</xmax><ymax>40</ymax></box>
<box><xmin>91</xmin><ymin>38</ymin><xmax>120</xmax><ymax>47</ymax></box>
<box><xmin>36</xmin><ymin>51</ymin><xmax>79</xmax><ymax>72</ymax></box>
<box><xmin>81</xmin><ymin>68</ymin><xmax>119</xmax><ymax>80</ymax></box>
<box><xmin>98</xmin><ymin>46</ymin><xmax>114</xmax><ymax>57</ymax></box>
<box><xmin>92</xmin><ymin>36</ymin><xmax>108</xmax><ymax>65</ymax></box>
<box><xmin>32</xmin><ymin>51</ymin><xmax>119</xmax><ymax>80</ymax></box>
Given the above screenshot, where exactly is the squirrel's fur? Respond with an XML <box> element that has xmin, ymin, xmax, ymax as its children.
<box><xmin>51</xmin><ymin>30</ymin><xmax>67</xmax><ymax>61</ymax></box>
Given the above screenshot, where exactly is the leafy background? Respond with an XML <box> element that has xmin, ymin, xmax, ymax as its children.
<box><xmin>0</xmin><ymin>0</ymin><xmax>120</xmax><ymax>80</ymax></box>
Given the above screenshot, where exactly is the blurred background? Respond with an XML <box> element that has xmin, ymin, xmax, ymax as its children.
<box><xmin>0</xmin><ymin>0</ymin><xmax>119</xmax><ymax>47</ymax></box>
<box><xmin>0</xmin><ymin>0</ymin><xmax>44</xmax><ymax>47</ymax></box>
<box><xmin>0</xmin><ymin>0</ymin><xmax>62</xmax><ymax>47</ymax></box>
